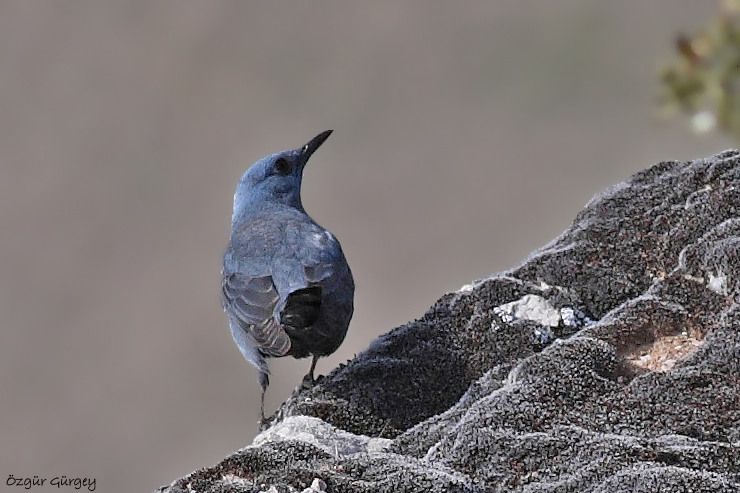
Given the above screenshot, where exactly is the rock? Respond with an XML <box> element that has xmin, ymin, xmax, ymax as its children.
<box><xmin>157</xmin><ymin>151</ymin><xmax>740</xmax><ymax>492</ymax></box>
<box><xmin>252</xmin><ymin>416</ymin><xmax>392</xmax><ymax>457</ymax></box>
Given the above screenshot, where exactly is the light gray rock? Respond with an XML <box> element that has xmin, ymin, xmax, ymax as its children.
<box><xmin>252</xmin><ymin>416</ymin><xmax>391</xmax><ymax>457</ymax></box>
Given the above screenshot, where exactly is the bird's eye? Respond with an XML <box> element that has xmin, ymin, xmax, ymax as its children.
<box><xmin>274</xmin><ymin>158</ymin><xmax>292</xmax><ymax>176</ymax></box>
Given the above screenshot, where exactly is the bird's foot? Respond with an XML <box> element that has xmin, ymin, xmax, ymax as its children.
<box><xmin>290</xmin><ymin>373</ymin><xmax>323</xmax><ymax>397</ymax></box>
<box><xmin>301</xmin><ymin>372</ymin><xmax>326</xmax><ymax>390</ymax></box>
<box><xmin>301</xmin><ymin>372</ymin><xmax>315</xmax><ymax>389</ymax></box>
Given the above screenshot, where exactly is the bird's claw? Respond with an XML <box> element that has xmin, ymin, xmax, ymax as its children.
<box><xmin>298</xmin><ymin>372</ymin><xmax>324</xmax><ymax>392</ymax></box>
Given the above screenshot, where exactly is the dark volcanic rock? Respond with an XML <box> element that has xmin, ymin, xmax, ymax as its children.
<box><xmin>158</xmin><ymin>151</ymin><xmax>740</xmax><ymax>493</ymax></box>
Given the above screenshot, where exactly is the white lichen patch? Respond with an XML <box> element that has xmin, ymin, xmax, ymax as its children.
<box><xmin>458</xmin><ymin>283</ymin><xmax>475</xmax><ymax>294</ymax></box>
<box><xmin>221</xmin><ymin>473</ymin><xmax>252</xmax><ymax>487</ymax></box>
<box><xmin>560</xmin><ymin>307</ymin><xmax>578</xmax><ymax>327</ymax></box>
<box><xmin>494</xmin><ymin>294</ymin><xmax>561</xmax><ymax>327</ymax></box>
<box><xmin>301</xmin><ymin>478</ymin><xmax>327</xmax><ymax>493</ymax></box>
<box><xmin>252</xmin><ymin>415</ymin><xmax>391</xmax><ymax>457</ymax></box>
<box><xmin>560</xmin><ymin>307</ymin><xmax>594</xmax><ymax>328</ymax></box>
<box><xmin>458</xmin><ymin>279</ymin><xmax>485</xmax><ymax>294</ymax></box>
<box><xmin>707</xmin><ymin>271</ymin><xmax>728</xmax><ymax>296</ymax></box>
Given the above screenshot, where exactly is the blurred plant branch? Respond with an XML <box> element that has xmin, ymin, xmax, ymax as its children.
<box><xmin>661</xmin><ymin>0</ymin><xmax>740</xmax><ymax>138</ymax></box>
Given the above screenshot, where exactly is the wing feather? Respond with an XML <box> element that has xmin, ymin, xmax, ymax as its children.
<box><xmin>221</xmin><ymin>273</ymin><xmax>291</xmax><ymax>357</ymax></box>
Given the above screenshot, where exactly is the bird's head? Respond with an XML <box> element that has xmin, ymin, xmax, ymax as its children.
<box><xmin>232</xmin><ymin>130</ymin><xmax>333</xmax><ymax>221</ymax></box>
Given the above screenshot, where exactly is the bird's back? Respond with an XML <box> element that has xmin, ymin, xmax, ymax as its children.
<box><xmin>223</xmin><ymin>207</ymin><xmax>354</xmax><ymax>360</ymax></box>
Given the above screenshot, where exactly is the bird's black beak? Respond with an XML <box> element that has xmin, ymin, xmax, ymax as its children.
<box><xmin>300</xmin><ymin>130</ymin><xmax>333</xmax><ymax>163</ymax></box>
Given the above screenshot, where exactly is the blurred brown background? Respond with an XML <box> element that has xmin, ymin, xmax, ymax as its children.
<box><xmin>0</xmin><ymin>2</ymin><xmax>731</xmax><ymax>492</ymax></box>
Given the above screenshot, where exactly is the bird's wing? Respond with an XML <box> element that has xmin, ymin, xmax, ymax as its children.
<box><xmin>273</xmin><ymin>226</ymin><xmax>343</xmax><ymax>331</ymax></box>
<box><xmin>221</xmin><ymin>273</ymin><xmax>291</xmax><ymax>357</ymax></box>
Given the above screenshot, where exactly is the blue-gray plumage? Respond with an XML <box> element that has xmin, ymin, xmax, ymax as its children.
<box><xmin>221</xmin><ymin>130</ymin><xmax>354</xmax><ymax>423</ymax></box>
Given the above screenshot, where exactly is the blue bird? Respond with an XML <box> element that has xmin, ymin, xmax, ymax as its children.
<box><xmin>222</xmin><ymin>130</ymin><xmax>354</xmax><ymax>424</ymax></box>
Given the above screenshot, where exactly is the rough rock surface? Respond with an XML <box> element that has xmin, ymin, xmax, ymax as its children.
<box><xmin>158</xmin><ymin>151</ymin><xmax>740</xmax><ymax>493</ymax></box>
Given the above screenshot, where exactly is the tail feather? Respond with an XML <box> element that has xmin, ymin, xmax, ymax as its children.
<box><xmin>280</xmin><ymin>286</ymin><xmax>322</xmax><ymax>330</ymax></box>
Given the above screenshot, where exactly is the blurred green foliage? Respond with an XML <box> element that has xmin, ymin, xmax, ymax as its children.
<box><xmin>661</xmin><ymin>0</ymin><xmax>740</xmax><ymax>138</ymax></box>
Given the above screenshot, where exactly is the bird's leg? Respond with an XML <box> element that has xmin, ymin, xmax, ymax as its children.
<box><xmin>301</xmin><ymin>354</ymin><xmax>320</xmax><ymax>389</ymax></box>
<box><xmin>308</xmin><ymin>353</ymin><xmax>319</xmax><ymax>382</ymax></box>
<box><xmin>259</xmin><ymin>388</ymin><xmax>266</xmax><ymax>424</ymax></box>
<box><xmin>258</xmin><ymin>371</ymin><xmax>270</xmax><ymax>430</ymax></box>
